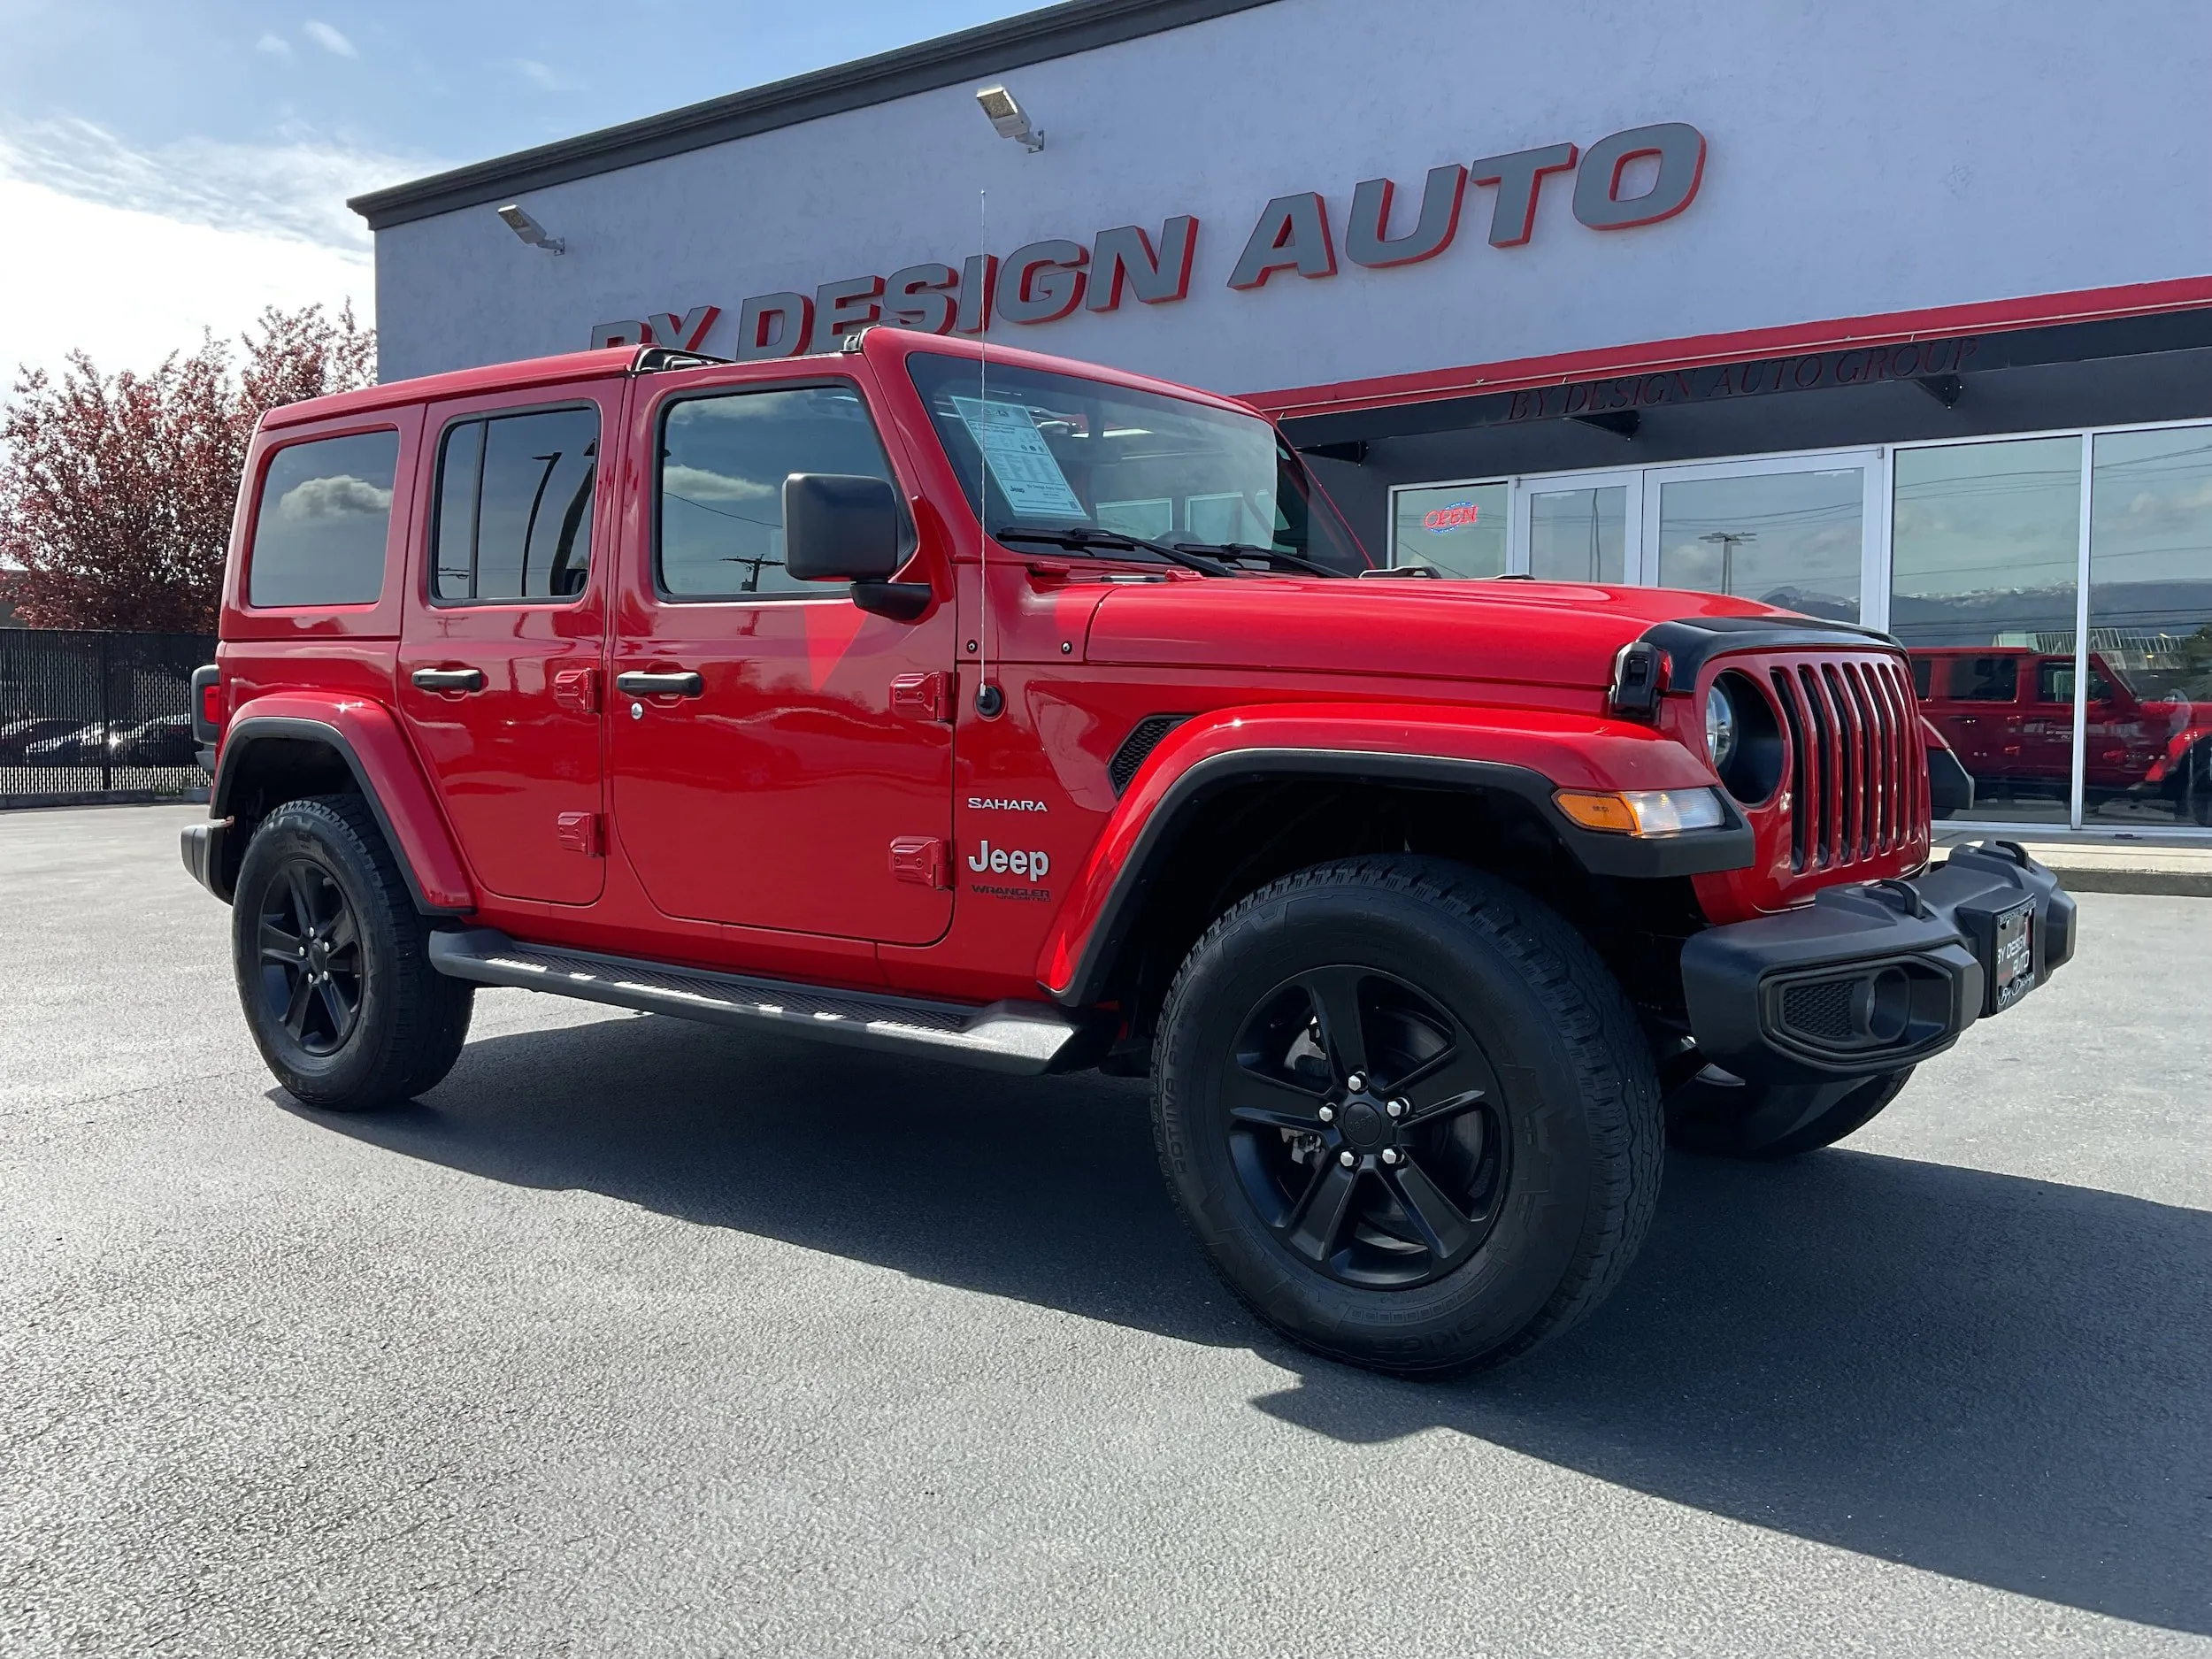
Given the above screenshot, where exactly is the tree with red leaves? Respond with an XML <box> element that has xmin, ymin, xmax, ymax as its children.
<box><xmin>0</xmin><ymin>303</ymin><xmax>375</xmax><ymax>633</ymax></box>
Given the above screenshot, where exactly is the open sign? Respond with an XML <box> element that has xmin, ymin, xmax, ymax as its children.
<box><xmin>1422</xmin><ymin>501</ymin><xmax>1482</xmax><ymax>533</ymax></box>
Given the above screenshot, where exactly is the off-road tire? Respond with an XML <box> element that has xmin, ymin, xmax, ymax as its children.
<box><xmin>2184</xmin><ymin>741</ymin><xmax>2212</xmax><ymax>828</ymax></box>
<box><xmin>1666</xmin><ymin>1065</ymin><xmax>1913</xmax><ymax>1159</ymax></box>
<box><xmin>1152</xmin><ymin>856</ymin><xmax>1663</xmax><ymax>1377</ymax></box>
<box><xmin>232</xmin><ymin>794</ymin><xmax>472</xmax><ymax>1111</ymax></box>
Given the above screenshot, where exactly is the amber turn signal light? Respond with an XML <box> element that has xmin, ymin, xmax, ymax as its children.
<box><xmin>1555</xmin><ymin>787</ymin><xmax>1726</xmax><ymax>836</ymax></box>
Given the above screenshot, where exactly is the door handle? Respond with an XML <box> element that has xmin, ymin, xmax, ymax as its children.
<box><xmin>614</xmin><ymin>670</ymin><xmax>703</xmax><ymax>697</ymax></box>
<box><xmin>411</xmin><ymin>666</ymin><xmax>486</xmax><ymax>692</ymax></box>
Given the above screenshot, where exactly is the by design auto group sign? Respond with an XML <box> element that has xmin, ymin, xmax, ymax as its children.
<box><xmin>590</xmin><ymin>121</ymin><xmax>1708</xmax><ymax>358</ymax></box>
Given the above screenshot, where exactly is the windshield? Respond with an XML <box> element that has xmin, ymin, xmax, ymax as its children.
<box><xmin>906</xmin><ymin>352</ymin><xmax>1368</xmax><ymax>572</ymax></box>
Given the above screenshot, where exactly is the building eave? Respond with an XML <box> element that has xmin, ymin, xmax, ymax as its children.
<box><xmin>347</xmin><ymin>0</ymin><xmax>1279</xmax><ymax>232</ymax></box>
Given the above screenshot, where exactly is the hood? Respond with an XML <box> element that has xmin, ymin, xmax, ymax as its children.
<box><xmin>1084</xmin><ymin>576</ymin><xmax>1804</xmax><ymax>690</ymax></box>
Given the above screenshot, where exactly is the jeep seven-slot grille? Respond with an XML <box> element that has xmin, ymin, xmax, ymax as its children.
<box><xmin>1767</xmin><ymin>656</ymin><xmax>1922</xmax><ymax>873</ymax></box>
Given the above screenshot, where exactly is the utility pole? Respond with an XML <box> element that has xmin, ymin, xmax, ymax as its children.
<box><xmin>1700</xmin><ymin>529</ymin><xmax>1757</xmax><ymax>595</ymax></box>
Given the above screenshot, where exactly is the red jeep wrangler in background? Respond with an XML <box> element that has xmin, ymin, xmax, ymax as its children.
<box><xmin>181</xmin><ymin>329</ymin><xmax>2074</xmax><ymax>1375</ymax></box>
<box><xmin>1912</xmin><ymin>644</ymin><xmax>2212</xmax><ymax>825</ymax></box>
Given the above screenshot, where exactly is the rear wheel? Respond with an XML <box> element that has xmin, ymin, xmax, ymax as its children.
<box><xmin>1666</xmin><ymin>1065</ymin><xmax>1913</xmax><ymax>1158</ymax></box>
<box><xmin>1152</xmin><ymin>856</ymin><xmax>1663</xmax><ymax>1377</ymax></box>
<box><xmin>232</xmin><ymin>795</ymin><xmax>472</xmax><ymax>1111</ymax></box>
<box><xmin>2183</xmin><ymin>741</ymin><xmax>2212</xmax><ymax>827</ymax></box>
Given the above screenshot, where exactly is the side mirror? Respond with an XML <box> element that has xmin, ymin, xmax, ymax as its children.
<box><xmin>782</xmin><ymin>472</ymin><xmax>932</xmax><ymax>620</ymax></box>
<box><xmin>782</xmin><ymin>472</ymin><xmax>902</xmax><ymax>582</ymax></box>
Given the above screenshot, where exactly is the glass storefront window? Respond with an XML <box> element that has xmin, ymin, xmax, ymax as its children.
<box><xmin>2085</xmin><ymin>428</ymin><xmax>2212</xmax><ymax>826</ymax></box>
<box><xmin>1393</xmin><ymin>481</ymin><xmax>1506</xmax><ymax>577</ymax></box>
<box><xmin>1655</xmin><ymin>467</ymin><xmax>1863</xmax><ymax>620</ymax></box>
<box><xmin>1528</xmin><ymin>485</ymin><xmax>1627</xmax><ymax>583</ymax></box>
<box><xmin>1891</xmin><ymin>437</ymin><xmax>2082</xmax><ymax>826</ymax></box>
<box><xmin>1385</xmin><ymin>425</ymin><xmax>2212</xmax><ymax>834</ymax></box>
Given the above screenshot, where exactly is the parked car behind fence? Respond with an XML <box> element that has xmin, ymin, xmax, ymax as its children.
<box><xmin>0</xmin><ymin>630</ymin><xmax>215</xmax><ymax>803</ymax></box>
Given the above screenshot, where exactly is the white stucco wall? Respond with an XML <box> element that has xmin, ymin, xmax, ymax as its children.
<box><xmin>372</xmin><ymin>0</ymin><xmax>2212</xmax><ymax>396</ymax></box>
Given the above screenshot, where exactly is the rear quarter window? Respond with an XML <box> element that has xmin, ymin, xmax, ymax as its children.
<box><xmin>247</xmin><ymin>429</ymin><xmax>401</xmax><ymax>608</ymax></box>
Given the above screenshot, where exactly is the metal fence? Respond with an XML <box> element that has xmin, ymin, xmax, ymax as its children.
<box><xmin>0</xmin><ymin>629</ymin><xmax>215</xmax><ymax>806</ymax></box>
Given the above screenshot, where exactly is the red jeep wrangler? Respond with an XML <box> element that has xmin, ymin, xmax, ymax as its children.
<box><xmin>1911</xmin><ymin>644</ymin><xmax>2212</xmax><ymax>825</ymax></box>
<box><xmin>181</xmin><ymin>329</ymin><xmax>2074</xmax><ymax>1374</ymax></box>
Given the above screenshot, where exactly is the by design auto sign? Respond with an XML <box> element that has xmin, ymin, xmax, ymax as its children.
<box><xmin>589</xmin><ymin>122</ymin><xmax>1708</xmax><ymax>358</ymax></box>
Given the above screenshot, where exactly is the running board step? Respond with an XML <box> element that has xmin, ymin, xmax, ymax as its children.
<box><xmin>427</xmin><ymin>928</ymin><xmax>1093</xmax><ymax>1075</ymax></box>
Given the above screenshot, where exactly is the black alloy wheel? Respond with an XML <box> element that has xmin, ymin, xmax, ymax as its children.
<box><xmin>1153</xmin><ymin>856</ymin><xmax>1663</xmax><ymax>1377</ymax></box>
<box><xmin>231</xmin><ymin>794</ymin><xmax>472</xmax><ymax>1111</ymax></box>
<box><xmin>254</xmin><ymin>858</ymin><xmax>365</xmax><ymax>1056</ymax></box>
<box><xmin>1222</xmin><ymin>965</ymin><xmax>1507</xmax><ymax>1289</ymax></box>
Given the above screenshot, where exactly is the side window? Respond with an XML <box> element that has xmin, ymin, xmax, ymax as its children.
<box><xmin>433</xmin><ymin>407</ymin><xmax>598</xmax><ymax>603</ymax></box>
<box><xmin>247</xmin><ymin>429</ymin><xmax>400</xmax><ymax>608</ymax></box>
<box><xmin>658</xmin><ymin>384</ymin><xmax>902</xmax><ymax>599</ymax></box>
<box><xmin>1948</xmin><ymin>655</ymin><xmax>2019</xmax><ymax>703</ymax></box>
<box><xmin>2035</xmin><ymin>661</ymin><xmax>2115</xmax><ymax>704</ymax></box>
<box><xmin>1910</xmin><ymin>657</ymin><xmax>1933</xmax><ymax>699</ymax></box>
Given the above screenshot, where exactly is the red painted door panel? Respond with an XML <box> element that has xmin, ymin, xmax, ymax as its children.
<box><xmin>398</xmin><ymin>383</ymin><xmax>618</xmax><ymax>907</ymax></box>
<box><xmin>608</xmin><ymin>373</ymin><xmax>955</xmax><ymax>945</ymax></box>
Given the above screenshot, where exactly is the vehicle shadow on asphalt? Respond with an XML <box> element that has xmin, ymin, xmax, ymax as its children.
<box><xmin>296</xmin><ymin>1010</ymin><xmax>2212</xmax><ymax>1637</ymax></box>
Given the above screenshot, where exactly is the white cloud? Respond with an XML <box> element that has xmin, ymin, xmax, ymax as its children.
<box><xmin>511</xmin><ymin>58</ymin><xmax>580</xmax><ymax>93</ymax></box>
<box><xmin>279</xmin><ymin>475</ymin><xmax>392</xmax><ymax>520</ymax></box>
<box><xmin>256</xmin><ymin>31</ymin><xmax>293</xmax><ymax>58</ymax></box>
<box><xmin>663</xmin><ymin>465</ymin><xmax>774</xmax><ymax>503</ymax></box>
<box><xmin>303</xmin><ymin>20</ymin><xmax>357</xmax><ymax>58</ymax></box>
<box><xmin>0</xmin><ymin>173</ymin><xmax>372</xmax><ymax>388</ymax></box>
<box><xmin>0</xmin><ymin>129</ymin><xmax>388</xmax><ymax>388</ymax></box>
<box><xmin>0</xmin><ymin>117</ymin><xmax>434</xmax><ymax>251</ymax></box>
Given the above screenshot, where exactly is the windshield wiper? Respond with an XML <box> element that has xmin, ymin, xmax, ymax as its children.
<box><xmin>1167</xmin><ymin>540</ymin><xmax>1347</xmax><ymax>578</ymax></box>
<box><xmin>993</xmin><ymin>525</ymin><xmax>1240</xmax><ymax>578</ymax></box>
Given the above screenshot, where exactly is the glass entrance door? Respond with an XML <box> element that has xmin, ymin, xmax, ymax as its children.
<box><xmin>1511</xmin><ymin>470</ymin><xmax>1639</xmax><ymax>583</ymax></box>
<box><xmin>1642</xmin><ymin>453</ymin><xmax>1882</xmax><ymax>621</ymax></box>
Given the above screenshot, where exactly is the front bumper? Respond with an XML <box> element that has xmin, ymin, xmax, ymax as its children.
<box><xmin>1680</xmin><ymin>841</ymin><xmax>2076</xmax><ymax>1083</ymax></box>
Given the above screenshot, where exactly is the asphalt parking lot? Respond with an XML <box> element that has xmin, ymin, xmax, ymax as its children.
<box><xmin>4</xmin><ymin>803</ymin><xmax>2208</xmax><ymax>1659</ymax></box>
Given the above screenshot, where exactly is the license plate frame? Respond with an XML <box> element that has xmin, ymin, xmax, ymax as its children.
<box><xmin>1988</xmin><ymin>899</ymin><xmax>2037</xmax><ymax>1012</ymax></box>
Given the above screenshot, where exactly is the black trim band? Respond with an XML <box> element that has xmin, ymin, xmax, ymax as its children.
<box><xmin>1639</xmin><ymin>616</ymin><xmax>1902</xmax><ymax>689</ymax></box>
<box><xmin>350</xmin><ymin>0</ymin><xmax>1279</xmax><ymax>229</ymax></box>
<box><xmin>1052</xmin><ymin>746</ymin><xmax>1751</xmax><ymax>1006</ymax></box>
<box><xmin>209</xmin><ymin>717</ymin><xmax>465</xmax><ymax>916</ymax></box>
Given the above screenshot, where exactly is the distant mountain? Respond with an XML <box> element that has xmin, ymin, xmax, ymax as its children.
<box><xmin>1888</xmin><ymin>580</ymin><xmax>2212</xmax><ymax>646</ymax></box>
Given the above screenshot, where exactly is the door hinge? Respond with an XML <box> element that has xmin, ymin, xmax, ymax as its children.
<box><xmin>890</xmin><ymin>671</ymin><xmax>952</xmax><ymax>723</ymax></box>
<box><xmin>553</xmin><ymin>665</ymin><xmax>601</xmax><ymax>715</ymax></box>
<box><xmin>557</xmin><ymin>811</ymin><xmax>603</xmax><ymax>857</ymax></box>
<box><xmin>889</xmin><ymin>835</ymin><xmax>950</xmax><ymax>889</ymax></box>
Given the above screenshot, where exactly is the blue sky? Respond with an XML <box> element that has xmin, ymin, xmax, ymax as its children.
<box><xmin>0</xmin><ymin>0</ymin><xmax>1036</xmax><ymax>382</ymax></box>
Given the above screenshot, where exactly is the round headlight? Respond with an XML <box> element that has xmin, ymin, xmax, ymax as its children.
<box><xmin>1705</xmin><ymin>681</ymin><xmax>1739</xmax><ymax>773</ymax></box>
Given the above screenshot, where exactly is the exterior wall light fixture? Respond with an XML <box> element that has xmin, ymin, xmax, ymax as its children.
<box><xmin>495</xmin><ymin>204</ymin><xmax>565</xmax><ymax>255</ymax></box>
<box><xmin>975</xmin><ymin>86</ymin><xmax>1043</xmax><ymax>152</ymax></box>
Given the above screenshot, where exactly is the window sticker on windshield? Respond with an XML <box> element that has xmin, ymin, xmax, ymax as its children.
<box><xmin>950</xmin><ymin>396</ymin><xmax>1088</xmax><ymax>520</ymax></box>
<box><xmin>1097</xmin><ymin>497</ymin><xmax>1172</xmax><ymax>540</ymax></box>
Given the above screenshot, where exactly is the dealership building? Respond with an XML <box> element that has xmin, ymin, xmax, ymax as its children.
<box><xmin>352</xmin><ymin>0</ymin><xmax>2212</xmax><ymax>837</ymax></box>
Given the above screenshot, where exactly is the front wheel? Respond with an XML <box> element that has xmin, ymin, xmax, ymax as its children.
<box><xmin>1152</xmin><ymin>856</ymin><xmax>1663</xmax><ymax>1377</ymax></box>
<box><xmin>1666</xmin><ymin>1065</ymin><xmax>1913</xmax><ymax>1158</ymax></box>
<box><xmin>232</xmin><ymin>795</ymin><xmax>472</xmax><ymax>1111</ymax></box>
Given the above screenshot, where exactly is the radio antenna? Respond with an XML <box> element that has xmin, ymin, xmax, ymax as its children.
<box><xmin>974</xmin><ymin>187</ymin><xmax>1003</xmax><ymax>718</ymax></box>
